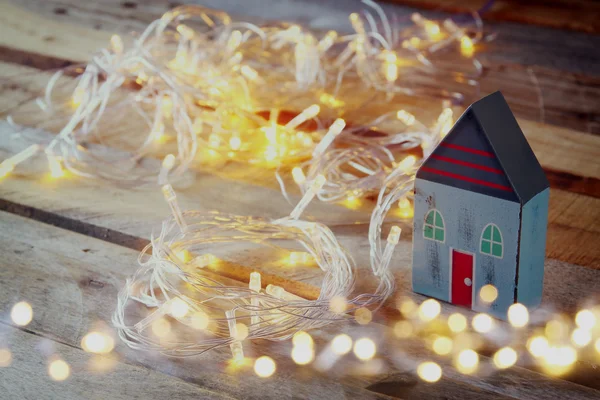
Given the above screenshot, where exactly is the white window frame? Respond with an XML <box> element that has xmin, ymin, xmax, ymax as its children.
<box><xmin>480</xmin><ymin>223</ymin><xmax>503</xmax><ymax>259</ymax></box>
<box><xmin>423</xmin><ymin>209</ymin><xmax>445</xmax><ymax>244</ymax></box>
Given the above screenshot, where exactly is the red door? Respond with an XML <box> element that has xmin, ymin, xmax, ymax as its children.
<box><xmin>451</xmin><ymin>250</ymin><xmax>474</xmax><ymax>308</ymax></box>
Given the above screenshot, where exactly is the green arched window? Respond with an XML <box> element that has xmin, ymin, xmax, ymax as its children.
<box><xmin>481</xmin><ymin>223</ymin><xmax>503</xmax><ymax>258</ymax></box>
<box><xmin>423</xmin><ymin>209</ymin><xmax>445</xmax><ymax>243</ymax></box>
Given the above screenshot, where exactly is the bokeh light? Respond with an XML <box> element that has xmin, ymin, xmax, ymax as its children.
<box><xmin>417</xmin><ymin>361</ymin><xmax>442</xmax><ymax>383</ymax></box>
<box><xmin>456</xmin><ymin>349</ymin><xmax>479</xmax><ymax>374</ymax></box>
<box><xmin>418</xmin><ymin>299</ymin><xmax>441</xmax><ymax>322</ymax></box>
<box><xmin>472</xmin><ymin>314</ymin><xmax>494</xmax><ymax>333</ymax></box>
<box><xmin>507</xmin><ymin>303</ymin><xmax>529</xmax><ymax>328</ymax></box>
<box><xmin>448</xmin><ymin>313</ymin><xmax>467</xmax><ymax>333</ymax></box>
<box><xmin>545</xmin><ymin>319</ymin><xmax>569</xmax><ymax>341</ymax></box>
<box><xmin>571</xmin><ymin>328</ymin><xmax>592</xmax><ymax>347</ymax></box>
<box><xmin>169</xmin><ymin>297</ymin><xmax>189</xmax><ymax>318</ymax></box>
<box><xmin>353</xmin><ymin>338</ymin><xmax>376</xmax><ymax>361</ymax></box>
<box><xmin>394</xmin><ymin>321</ymin><xmax>413</xmax><ymax>338</ymax></box>
<box><xmin>81</xmin><ymin>332</ymin><xmax>115</xmax><ymax>354</ymax></box>
<box><xmin>48</xmin><ymin>359</ymin><xmax>71</xmax><ymax>381</ymax></box>
<box><xmin>432</xmin><ymin>336</ymin><xmax>453</xmax><ymax>356</ymax></box>
<box><xmin>541</xmin><ymin>346</ymin><xmax>577</xmax><ymax>376</ymax></box>
<box><xmin>291</xmin><ymin>346</ymin><xmax>314</xmax><ymax>365</ymax></box>
<box><xmin>527</xmin><ymin>336</ymin><xmax>549</xmax><ymax>358</ymax></box>
<box><xmin>292</xmin><ymin>331</ymin><xmax>314</xmax><ymax>348</ymax></box>
<box><xmin>575</xmin><ymin>309</ymin><xmax>596</xmax><ymax>331</ymax></box>
<box><xmin>397</xmin><ymin>297</ymin><xmax>417</xmax><ymax>317</ymax></box>
<box><xmin>11</xmin><ymin>301</ymin><xmax>33</xmax><ymax>326</ymax></box>
<box><xmin>329</xmin><ymin>296</ymin><xmax>347</xmax><ymax>313</ymax></box>
<box><xmin>190</xmin><ymin>310</ymin><xmax>210</xmax><ymax>330</ymax></box>
<box><xmin>355</xmin><ymin>307</ymin><xmax>372</xmax><ymax>325</ymax></box>
<box><xmin>254</xmin><ymin>356</ymin><xmax>276</xmax><ymax>378</ymax></box>
<box><xmin>479</xmin><ymin>285</ymin><xmax>498</xmax><ymax>303</ymax></box>
<box><xmin>151</xmin><ymin>318</ymin><xmax>172</xmax><ymax>337</ymax></box>
<box><xmin>331</xmin><ymin>334</ymin><xmax>353</xmax><ymax>355</ymax></box>
<box><xmin>0</xmin><ymin>349</ymin><xmax>12</xmax><ymax>367</ymax></box>
<box><xmin>493</xmin><ymin>347</ymin><xmax>517</xmax><ymax>369</ymax></box>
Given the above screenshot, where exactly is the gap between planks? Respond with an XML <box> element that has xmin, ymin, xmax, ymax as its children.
<box><xmin>0</xmin><ymin>0</ymin><xmax>600</xmax><ymax>134</ymax></box>
<box><xmin>1</xmin><ymin>210</ymin><xmax>599</xmax><ymax>399</ymax></box>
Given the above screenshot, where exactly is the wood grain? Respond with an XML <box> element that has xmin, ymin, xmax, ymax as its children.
<box><xmin>2</xmin><ymin>211</ymin><xmax>599</xmax><ymax>399</ymax></box>
<box><xmin>381</xmin><ymin>0</ymin><xmax>600</xmax><ymax>34</ymax></box>
<box><xmin>0</xmin><ymin>325</ymin><xmax>236</xmax><ymax>400</ymax></box>
<box><xmin>0</xmin><ymin>0</ymin><xmax>598</xmax><ymax>398</ymax></box>
<box><xmin>1</xmin><ymin>0</ymin><xmax>599</xmax><ymax>134</ymax></box>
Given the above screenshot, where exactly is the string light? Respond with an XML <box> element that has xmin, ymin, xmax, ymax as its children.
<box><xmin>354</xmin><ymin>338</ymin><xmax>376</xmax><ymax>361</ymax></box>
<box><xmin>292</xmin><ymin>346</ymin><xmax>314</xmax><ymax>365</ymax></box>
<box><xmin>254</xmin><ymin>356</ymin><xmax>276</xmax><ymax>378</ymax></box>
<box><xmin>448</xmin><ymin>313</ymin><xmax>467</xmax><ymax>333</ymax></box>
<box><xmin>479</xmin><ymin>284</ymin><xmax>498</xmax><ymax>303</ymax></box>
<box><xmin>575</xmin><ymin>309</ymin><xmax>596</xmax><ymax>330</ymax></box>
<box><xmin>48</xmin><ymin>358</ymin><xmax>71</xmax><ymax>381</ymax></box>
<box><xmin>292</xmin><ymin>331</ymin><xmax>314</xmax><ymax>348</ymax></box>
<box><xmin>507</xmin><ymin>303</ymin><xmax>529</xmax><ymax>328</ymax></box>
<box><xmin>2</xmin><ymin>1</ymin><xmax>484</xmax><ymax>198</ymax></box>
<box><xmin>527</xmin><ymin>336</ymin><xmax>549</xmax><ymax>358</ymax></box>
<box><xmin>0</xmin><ymin>1</ymin><xmax>495</xmax><ymax>367</ymax></box>
<box><xmin>417</xmin><ymin>361</ymin><xmax>442</xmax><ymax>383</ymax></box>
<box><xmin>81</xmin><ymin>332</ymin><xmax>115</xmax><ymax>354</ymax></box>
<box><xmin>493</xmin><ymin>347</ymin><xmax>517</xmax><ymax>369</ymax></box>
<box><xmin>472</xmin><ymin>313</ymin><xmax>494</xmax><ymax>333</ymax></box>
<box><xmin>114</xmin><ymin>176</ymin><xmax>401</xmax><ymax>358</ymax></box>
<box><xmin>571</xmin><ymin>328</ymin><xmax>592</xmax><ymax>347</ymax></box>
<box><xmin>541</xmin><ymin>346</ymin><xmax>577</xmax><ymax>375</ymax></box>
<box><xmin>331</xmin><ymin>334</ymin><xmax>353</xmax><ymax>355</ymax></box>
<box><xmin>0</xmin><ymin>349</ymin><xmax>12</xmax><ymax>368</ymax></box>
<box><xmin>418</xmin><ymin>299</ymin><xmax>441</xmax><ymax>322</ymax></box>
<box><xmin>11</xmin><ymin>301</ymin><xmax>33</xmax><ymax>326</ymax></box>
<box><xmin>355</xmin><ymin>307</ymin><xmax>373</xmax><ymax>325</ymax></box>
<box><xmin>456</xmin><ymin>349</ymin><xmax>479</xmax><ymax>374</ymax></box>
<box><xmin>432</xmin><ymin>336</ymin><xmax>453</xmax><ymax>356</ymax></box>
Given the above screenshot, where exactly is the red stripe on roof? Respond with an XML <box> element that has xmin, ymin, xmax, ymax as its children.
<box><xmin>440</xmin><ymin>143</ymin><xmax>494</xmax><ymax>158</ymax></box>
<box><xmin>430</xmin><ymin>155</ymin><xmax>503</xmax><ymax>175</ymax></box>
<box><xmin>420</xmin><ymin>167</ymin><xmax>513</xmax><ymax>192</ymax></box>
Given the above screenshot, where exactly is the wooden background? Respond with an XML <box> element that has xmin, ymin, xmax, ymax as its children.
<box><xmin>0</xmin><ymin>0</ymin><xmax>599</xmax><ymax>399</ymax></box>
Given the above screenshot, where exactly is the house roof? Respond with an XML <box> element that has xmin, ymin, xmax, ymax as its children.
<box><xmin>417</xmin><ymin>91</ymin><xmax>549</xmax><ymax>204</ymax></box>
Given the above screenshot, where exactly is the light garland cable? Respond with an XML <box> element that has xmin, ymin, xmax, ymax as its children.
<box><xmin>113</xmin><ymin>170</ymin><xmax>402</xmax><ymax>358</ymax></box>
<box><xmin>2</xmin><ymin>1</ymin><xmax>486</xmax><ymax>192</ymax></box>
<box><xmin>285</xmin><ymin>106</ymin><xmax>452</xmax><ymax>203</ymax></box>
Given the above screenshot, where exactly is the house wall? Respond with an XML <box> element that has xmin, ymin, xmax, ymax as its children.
<box><xmin>413</xmin><ymin>179</ymin><xmax>521</xmax><ymax>319</ymax></box>
<box><xmin>517</xmin><ymin>188</ymin><xmax>549</xmax><ymax>308</ymax></box>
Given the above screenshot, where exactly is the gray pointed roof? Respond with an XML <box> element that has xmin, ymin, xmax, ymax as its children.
<box><xmin>417</xmin><ymin>91</ymin><xmax>549</xmax><ymax>205</ymax></box>
<box><xmin>470</xmin><ymin>91</ymin><xmax>549</xmax><ymax>204</ymax></box>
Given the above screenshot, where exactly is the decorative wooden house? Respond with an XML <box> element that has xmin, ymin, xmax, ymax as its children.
<box><xmin>412</xmin><ymin>92</ymin><xmax>549</xmax><ymax>320</ymax></box>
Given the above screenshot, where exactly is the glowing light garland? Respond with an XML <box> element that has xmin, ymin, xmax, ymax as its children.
<box><xmin>4</xmin><ymin>0</ymin><xmax>595</xmax><ymax>384</ymax></box>
<box><xmin>113</xmin><ymin>176</ymin><xmax>401</xmax><ymax>358</ymax></box>
<box><xmin>4</xmin><ymin>0</ymin><xmax>479</xmax><ymax>197</ymax></box>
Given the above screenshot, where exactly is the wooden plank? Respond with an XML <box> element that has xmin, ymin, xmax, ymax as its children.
<box><xmin>0</xmin><ymin>211</ymin><xmax>392</xmax><ymax>400</ymax></box>
<box><xmin>0</xmin><ymin>123</ymin><xmax>598</xmax><ymax>270</ymax></box>
<box><xmin>2</xmin><ymin>211</ymin><xmax>599</xmax><ymax>399</ymax></box>
<box><xmin>0</xmin><ymin>325</ymin><xmax>236</xmax><ymax>400</ymax></box>
<box><xmin>381</xmin><ymin>0</ymin><xmax>600</xmax><ymax>34</ymax></box>
<box><xmin>1</xmin><ymin>1</ymin><xmax>600</xmax><ymax>135</ymax></box>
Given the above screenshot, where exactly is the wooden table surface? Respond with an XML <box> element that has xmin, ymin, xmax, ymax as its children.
<box><xmin>0</xmin><ymin>0</ymin><xmax>599</xmax><ymax>399</ymax></box>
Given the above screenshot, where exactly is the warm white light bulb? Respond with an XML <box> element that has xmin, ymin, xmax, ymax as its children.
<box><xmin>417</xmin><ymin>361</ymin><xmax>442</xmax><ymax>383</ymax></box>
<box><xmin>254</xmin><ymin>356</ymin><xmax>276</xmax><ymax>378</ymax></box>
<box><xmin>11</xmin><ymin>301</ymin><xmax>33</xmax><ymax>326</ymax></box>
<box><xmin>331</xmin><ymin>334</ymin><xmax>353</xmax><ymax>355</ymax></box>
<box><xmin>353</xmin><ymin>338</ymin><xmax>376</xmax><ymax>361</ymax></box>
